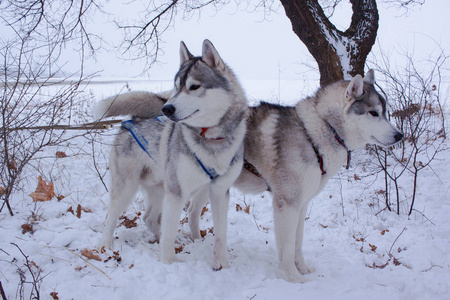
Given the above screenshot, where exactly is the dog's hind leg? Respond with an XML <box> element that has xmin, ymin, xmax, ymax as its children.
<box><xmin>209</xmin><ymin>185</ymin><xmax>230</xmax><ymax>270</ymax></box>
<box><xmin>142</xmin><ymin>182</ymin><xmax>164</xmax><ymax>242</ymax></box>
<box><xmin>294</xmin><ymin>204</ymin><xmax>315</xmax><ymax>274</ymax></box>
<box><xmin>100</xmin><ymin>162</ymin><xmax>140</xmax><ymax>250</ymax></box>
<box><xmin>188</xmin><ymin>186</ymin><xmax>209</xmax><ymax>241</ymax></box>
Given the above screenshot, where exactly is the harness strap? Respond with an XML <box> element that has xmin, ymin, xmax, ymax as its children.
<box><xmin>121</xmin><ymin>120</ymin><xmax>155</xmax><ymax>162</ymax></box>
<box><xmin>194</xmin><ymin>153</ymin><xmax>220</xmax><ymax>180</ymax></box>
<box><xmin>243</xmin><ymin>159</ymin><xmax>271</xmax><ymax>191</ymax></box>
<box><xmin>122</xmin><ymin>118</ymin><xmax>224</xmax><ymax>181</ymax></box>
<box><xmin>328</xmin><ymin>124</ymin><xmax>352</xmax><ymax>170</ymax></box>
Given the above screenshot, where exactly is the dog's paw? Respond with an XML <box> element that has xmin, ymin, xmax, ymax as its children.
<box><xmin>280</xmin><ymin>264</ymin><xmax>310</xmax><ymax>283</ymax></box>
<box><xmin>295</xmin><ymin>261</ymin><xmax>315</xmax><ymax>275</ymax></box>
<box><xmin>212</xmin><ymin>259</ymin><xmax>229</xmax><ymax>271</ymax></box>
<box><xmin>285</xmin><ymin>272</ymin><xmax>309</xmax><ymax>283</ymax></box>
<box><xmin>98</xmin><ymin>237</ymin><xmax>113</xmax><ymax>251</ymax></box>
<box><xmin>161</xmin><ymin>253</ymin><xmax>181</xmax><ymax>264</ymax></box>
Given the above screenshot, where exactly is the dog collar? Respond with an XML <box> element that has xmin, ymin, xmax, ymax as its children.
<box><xmin>199</xmin><ymin>127</ymin><xmax>226</xmax><ymax>140</ymax></box>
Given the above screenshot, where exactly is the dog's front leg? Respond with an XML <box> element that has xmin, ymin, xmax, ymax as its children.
<box><xmin>209</xmin><ymin>184</ymin><xmax>230</xmax><ymax>270</ymax></box>
<box><xmin>188</xmin><ymin>186</ymin><xmax>209</xmax><ymax>241</ymax></box>
<box><xmin>273</xmin><ymin>195</ymin><xmax>308</xmax><ymax>283</ymax></box>
<box><xmin>160</xmin><ymin>192</ymin><xmax>184</xmax><ymax>264</ymax></box>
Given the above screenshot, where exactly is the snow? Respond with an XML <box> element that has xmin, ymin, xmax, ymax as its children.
<box><xmin>1</xmin><ymin>79</ymin><xmax>449</xmax><ymax>300</ymax></box>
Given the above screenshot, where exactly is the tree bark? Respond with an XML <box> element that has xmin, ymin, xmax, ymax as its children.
<box><xmin>279</xmin><ymin>0</ymin><xmax>379</xmax><ymax>85</ymax></box>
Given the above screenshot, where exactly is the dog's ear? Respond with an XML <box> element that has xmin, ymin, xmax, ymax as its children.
<box><xmin>180</xmin><ymin>41</ymin><xmax>193</xmax><ymax>65</ymax></box>
<box><xmin>202</xmin><ymin>39</ymin><xmax>225</xmax><ymax>70</ymax></box>
<box><xmin>345</xmin><ymin>74</ymin><xmax>364</xmax><ymax>101</ymax></box>
<box><xmin>363</xmin><ymin>69</ymin><xmax>375</xmax><ymax>86</ymax></box>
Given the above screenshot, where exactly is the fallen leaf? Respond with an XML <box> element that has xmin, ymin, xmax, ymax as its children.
<box><xmin>81</xmin><ymin>249</ymin><xmax>101</xmax><ymax>261</ymax></box>
<box><xmin>354</xmin><ymin>174</ymin><xmax>361</xmax><ymax>181</ymax></box>
<box><xmin>21</xmin><ymin>223</ymin><xmax>34</xmax><ymax>234</ymax></box>
<box><xmin>119</xmin><ymin>216</ymin><xmax>138</xmax><ymax>228</ymax></box>
<box><xmin>76</xmin><ymin>204</ymin><xmax>82</xmax><ymax>218</ymax></box>
<box><xmin>201</xmin><ymin>206</ymin><xmax>209</xmax><ymax>216</ymax></box>
<box><xmin>56</xmin><ymin>151</ymin><xmax>67</xmax><ymax>158</ymax></box>
<box><xmin>235</xmin><ymin>204</ymin><xmax>242</xmax><ymax>212</ymax></box>
<box><xmin>175</xmin><ymin>245</ymin><xmax>183</xmax><ymax>254</ymax></box>
<box><xmin>200</xmin><ymin>229</ymin><xmax>207</xmax><ymax>238</ymax></box>
<box><xmin>244</xmin><ymin>205</ymin><xmax>250</xmax><ymax>214</ymax></box>
<box><xmin>50</xmin><ymin>292</ymin><xmax>59</xmax><ymax>300</ymax></box>
<box><xmin>29</xmin><ymin>176</ymin><xmax>55</xmax><ymax>202</ymax></box>
<box><xmin>67</xmin><ymin>206</ymin><xmax>74</xmax><ymax>215</ymax></box>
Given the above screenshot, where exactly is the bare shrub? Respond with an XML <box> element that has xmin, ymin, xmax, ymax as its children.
<box><xmin>368</xmin><ymin>47</ymin><xmax>448</xmax><ymax>215</ymax></box>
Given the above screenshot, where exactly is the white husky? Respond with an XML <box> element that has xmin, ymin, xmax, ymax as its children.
<box><xmin>96</xmin><ymin>40</ymin><xmax>248</xmax><ymax>270</ymax></box>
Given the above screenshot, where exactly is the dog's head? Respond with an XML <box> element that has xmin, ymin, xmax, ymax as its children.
<box><xmin>162</xmin><ymin>40</ymin><xmax>233</xmax><ymax>128</ymax></box>
<box><xmin>343</xmin><ymin>69</ymin><xmax>403</xmax><ymax>148</ymax></box>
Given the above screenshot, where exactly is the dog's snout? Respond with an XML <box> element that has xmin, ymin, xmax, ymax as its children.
<box><xmin>162</xmin><ymin>104</ymin><xmax>176</xmax><ymax>117</ymax></box>
<box><xmin>395</xmin><ymin>132</ymin><xmax>404</xmax><ymax>142</ymax></box>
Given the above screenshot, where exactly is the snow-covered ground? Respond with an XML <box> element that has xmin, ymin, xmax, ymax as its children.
<box><xmin>1</xmin><ymin>79</ymin><xmax>449</xmax><ymax>300</ymax></box>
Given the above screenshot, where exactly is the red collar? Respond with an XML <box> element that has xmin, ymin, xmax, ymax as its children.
<box><xmin>200</xmin><ymin>127</ymin><xmax>226</xmax><ymax>140</ymax></box>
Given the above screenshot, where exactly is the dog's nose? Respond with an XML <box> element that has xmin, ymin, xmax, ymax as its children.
<box><xmin>162</xmin><ymin>104</ymin><xmax>176</xmax><ymax>117</ymax></box>
<box><xmin>395</xmin><ymin>132</ymin><xmax>404</xmax><ymax>142</ymax></box>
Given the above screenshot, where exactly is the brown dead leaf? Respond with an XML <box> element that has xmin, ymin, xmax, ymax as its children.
<box><xmin>56</xmin><ymin>195</ymin><xmax>65</xmax><ymax>201</ymax></box>
<box><xmin>50</xmin><ymin>292</ymin><xmax>59</xmax><ymax>300</ymax></box>
<box><xmin>201</xmin><ymin>206</ymin><xmax>209</xmax><ymax>216</ymax></box>
<box><xmin>235</xmin><ymin>204</ymin><xmax>242</xmax><ymax>212</ymax></box>
<box><xmin>200</xmin><ymin>229</ymin><xmax>207</xmax><ymax>238</ymax></box>
<box><xmin>81</xmin><ymin>249</ymin><xmax>101</xmax><ymax>261</ymax></box>
<box><xmin>56</xmin><ymin>151</ymin><xmax>67</xmax><ymax>158</ymax></box>
<box><xmin>76</xmin><ymin>204</ymin><xmax>82</xmax><ymax>218</ymax></box>
<box><xmin>381</xmin><ymin>229</ymin><xmax>390</xmax><ymax>235</ymax></box>
<box><xmin>353</xmin><ymin>174</ymin><xmax>361</xmax><ymax>181</ymax></box>
<box><xmin>29</xmin><ymin>176</ymin><xmax>55</xmax><ymax>202</ymax></box>
<box><xmin>119</xmin><ymin>216</ymin><xmax>138</xmax><ymax>228</ymax></box>
<box><xmin>244</xmin><ymin>205</ymin><xmax>250</xmax><ymax>214</ymax></box>
<box><xmin>175</xmin><ymin>245</ymin><xmax>183</xmax><ymax>254</ymax></box>
<box><xmin>369</xmin><ymin>244</ymin><xmax>377</xmax><ymax>252</ymax></box>
<box><xmin>8</xmin><ymin>159</ymin><xmax>17</xmax><ymax>172</ymax></box>
<box><xmin>67</xmin><ymin>206</ymin><xmax>74</xmax><ymax>215</ymax></box>
<box><xmin>129</xmin><ymin>264</ymin><xmax>134</xmax><ymax>269</ymax></box>
<box><xmin>21</xmin><ymin>223</ymin><xmax>34</xmax><ymax>234</ymax></box>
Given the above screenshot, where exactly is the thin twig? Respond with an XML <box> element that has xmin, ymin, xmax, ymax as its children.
<box><xmin>64</xmin><ymin>247</ymin><xmax>112</xmax><ymax>280</ymax></box>
<box><xmin>389</xmin><ymin>227</ymin><xmax>407</xmax><ymax>256</ymax></box>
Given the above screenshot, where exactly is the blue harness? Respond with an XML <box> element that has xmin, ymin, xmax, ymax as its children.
<box><xmin>121</xmin><ymin>117</ymin><xmax>221</xmax><ymax>180</ymax></box>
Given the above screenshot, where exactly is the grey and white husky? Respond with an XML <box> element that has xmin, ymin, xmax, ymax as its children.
<box><xmin>230</xmin><ymin>69</ymin><xmax>403</xmax><ymax>282</ymax></box>
<box><xmin>96</xmin><ymin>39</ymin><xmax>248</xmax><ymax>270</ymax></box>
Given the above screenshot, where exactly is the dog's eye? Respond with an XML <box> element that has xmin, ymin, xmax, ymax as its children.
<box><xmin>189</xmin><ymin>84</ymin><xmax>201</xmax><ymax>91</ymax></box>
<box><xmin>369</xmin><ymin>111</ymin><xmax>379</xmax><ymax>117</ymax></box>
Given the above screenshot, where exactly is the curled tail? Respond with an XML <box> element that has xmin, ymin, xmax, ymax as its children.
<box><xmin>95</xmin><ymin>90</ymin><xmax>170</xmax><ymax>119</ymax></box>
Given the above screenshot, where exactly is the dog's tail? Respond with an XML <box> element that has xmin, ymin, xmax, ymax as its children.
<box><xmin>94</xmin><ymin>90</ymin><xmax>170</xmax><ymax>119</ymax></box>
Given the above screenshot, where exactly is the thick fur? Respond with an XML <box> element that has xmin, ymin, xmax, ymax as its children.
<box><xmin>97</xmin><ymin>40</ymin><xmax>249</xmax><ymax>270</ymax></box>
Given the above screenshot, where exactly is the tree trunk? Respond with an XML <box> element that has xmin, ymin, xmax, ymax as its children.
<box><xmin>279</xmin><ymin>0</ymin><xmax>379</xmax><ymax>85</ymax></box>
